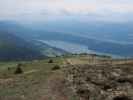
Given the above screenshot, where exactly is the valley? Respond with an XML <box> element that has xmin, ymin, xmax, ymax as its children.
<box><xmin>0</xmin><ymin>27</ymin><xmax>67</xmax><ymax>60</ymax></box>
<box><xmin>0</xmin><ymin>21</ymin><xmax>133</xmax><ymax>58</ymax></box>
<box><xmin>0</xmin><ymin>0</ymin><xmax>133</xmax><ymax>100</ymax></box>
<box><xmin>38</xmin><ymin>40</ymin><xmax>93</xmax><ymax>54</ymax></box>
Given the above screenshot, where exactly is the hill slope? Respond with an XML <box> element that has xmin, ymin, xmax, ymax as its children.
<box><xmin>0</xmin><ymin>54</ymin><xmax>133</xmax><ymax>100</ymax></box>
<box><xmin>1</xmin><ymin>20</ymin><xmax>133</xmax><ymax>57</ymax></box>
<box><xmin>0</xmin><ymin>32</ymin><xmax>67</xmax><ymax>60</ymax></box>
<box><xmin>0</xmin><ymin>31</ymin><xmax>44</xmax><ymax>60</ymax></box>
<box><xmin>0</xmin><ymin>21</ymin><xmax>67</xmax><ymax>60</ymax></box>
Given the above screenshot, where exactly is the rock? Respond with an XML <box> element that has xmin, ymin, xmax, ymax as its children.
<box><xmin>65</xmin><ymin>64</ymin><xmax>133</xmax><ymax>100</ymax></box>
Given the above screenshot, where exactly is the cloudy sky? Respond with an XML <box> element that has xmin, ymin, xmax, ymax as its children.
<box><xmin>0</xmin><ymin>0</ymin><xmax>133</xmax><ymax>22</ymax></box>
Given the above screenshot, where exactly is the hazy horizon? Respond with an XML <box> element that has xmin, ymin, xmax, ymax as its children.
<box><xmin>0</xmin><ymin>0</ymin><xmax>133</xmax><ymax>57</ymax></box>
<box><xmin>0</xmin><ymin>0</ymin><xmax>133</xmax><ymax>23</ymax></box>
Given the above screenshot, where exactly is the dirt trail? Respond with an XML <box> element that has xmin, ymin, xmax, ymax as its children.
<box><xmin>40</xmin><ymin>71</ymin><xmax>73</xmax><ymax>100</ymax></box>
<box><xmin>0</xmin><ymin>78</ymin><xmax>14</xmax><ymax>84</ymax></box>
<box><xmin>24</xmin><ymin>69</ymin><xmax>39</xmax><ymax>74</ymax></box>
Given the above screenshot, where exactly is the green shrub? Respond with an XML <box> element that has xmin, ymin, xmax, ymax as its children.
<box><xmin>14</xmin><ymin>64</ymin><xmax>23</xmax><ymax>74</ymax></box>
<box><xmin>7</xmin><ymin>67</ymin><xmax>11</xmax><ymax>71</ymax></box>
<box><xmin>52</xmin><ymin>65</ymin><xmax>60</xmax><ymax>70</ymax></box>
<box><xmin>48</xmin><ymin>59</ymin><xmax>53</xmax><ymax>63</ymax></box>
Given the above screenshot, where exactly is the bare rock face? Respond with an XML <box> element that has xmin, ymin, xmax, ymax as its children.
<box><xmin>65</xmin><ymin>64</ymin><xmax>133</xmax><ymax>100</ymax></box>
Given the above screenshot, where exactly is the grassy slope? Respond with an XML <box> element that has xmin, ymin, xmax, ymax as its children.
<box><xmin>0</xmin><ymin>56</ymin><xmax>78</xmax><ymax>100</ymax></box>
<box><xmin>0</xmin><ymin>54</ymin><xmax>132</xmax><ymax>100</ymax></box>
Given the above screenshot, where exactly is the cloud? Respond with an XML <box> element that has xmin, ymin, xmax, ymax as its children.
<box><xmin>0</xmin><ymin>0</ymin><xmax>133</xmax><ymax>22</ymax></box>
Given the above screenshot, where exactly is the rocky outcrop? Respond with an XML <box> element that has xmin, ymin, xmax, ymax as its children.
<box><xmin>65</xmin><ymin>64</ymin><xmax>133</xmax><ymax>100</ymax></box>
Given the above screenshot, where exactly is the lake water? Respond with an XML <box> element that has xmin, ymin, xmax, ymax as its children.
<box><xmin>38</xmin><ymin>40</ymin><xmax>94</xmax><ymax>54</ymax></box>
<box><xmin>37</xmin><ymin>40</ymin><xmax>123</xmax><ymax>58</ymax></box>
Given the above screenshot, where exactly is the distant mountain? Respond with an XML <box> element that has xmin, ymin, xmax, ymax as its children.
<box><xmin>0</xmin><ymin>20</ymin><xmax>133</xmax><ymax>57</ymax></box>
<box><xmin>0</xmin><ymin>31</ymin><xmax>67</xmax><ymax>61</ymax></box>
<box><xmin>38</xmin><ymin>32</ymin><xmax>133</xmax><ymax>57</ymax></box>
<box><xmin>0</xmin><ymin>21</ymin><xmax>35</xmax><ymax>40</ymax></box>
<box><xmin>0</xmin><ymin>31</ymin><xmax>44</xmax><ymax>60</ymax></box>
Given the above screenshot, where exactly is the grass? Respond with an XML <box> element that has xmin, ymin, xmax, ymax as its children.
<box><xmin>0</xmin><ymin>56</ymin><xmax>79</xmax><ymax>100</ymax></box>
<box><xmin>0</xmin><ymin>58</ymin><xmax>58</xmax><ymax>95</ymax></box>
<box><xmin>1</xmin><ymin>54</ymin><xmax>116</xmax><ymax>100</ymax></box>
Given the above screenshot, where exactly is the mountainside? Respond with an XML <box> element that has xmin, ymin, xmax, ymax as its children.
<box><xmin>0</xmin><ymin>54</ymin><xmax>133</xmax><ymax>100</ymax></box>
<box><xmin>66</xmin><ymin>57</ymin><xmax>133</xmax><ymax>100</ymax></box>
<box><xmin>0</xmin><ymin>32</ymin><xmax>44</xmax><ymax>60</ymax></box>
<box><xmin>0</xmin><ymin>31</ymin><xmax>67</xmax><ymax>60</ymax></box>
<box><xmin>33</xmin><ymin>32</ymin><xmax>133</xmax><ymax>57</ymax></box>
<box><xmin>0</xmin><ymin>21</ymin><xmax>133</xmax><ymax>57</ymax></box>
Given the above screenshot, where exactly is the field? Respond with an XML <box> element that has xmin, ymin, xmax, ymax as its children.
<box><xmin>0</xmin><ymin>54</ymin><xmax>133</xmax><ymax>100</ymax></box>
<box><xmin>0</xmin><ymin>56</ymin><xmax>77</xmax><ymax>100</ymax></box>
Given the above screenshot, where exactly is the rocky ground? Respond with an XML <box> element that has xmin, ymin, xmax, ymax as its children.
<box><xmin>65</xmin><ymin>63</ymin><xmax>133</xmax><ymax>100</ymax></box>
<box><xmin>0</xmin><ymin>55</ymin><xmax>133</xmax><ymax>100</ymax></box>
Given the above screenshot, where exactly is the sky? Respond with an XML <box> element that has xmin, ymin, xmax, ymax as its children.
<box><xmin>0</xmin><ymin>0</ymin><xmax>133</xmax><ymax>22</ymax></box>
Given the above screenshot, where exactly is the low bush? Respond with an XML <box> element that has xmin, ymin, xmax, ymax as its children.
<box><xmin>14</xmin><ymin>64</ymin><xmax>23</xmax><ymax>74</ymax></box>
<box><xmin>52</xmin><ymin>65</ymin><xmax>60</xmax><ymax>70</ymax></box>
<box><xmin>48</xmin><ymin>59</ymin><xmax>53</xmax><ymax>63</ymax></box>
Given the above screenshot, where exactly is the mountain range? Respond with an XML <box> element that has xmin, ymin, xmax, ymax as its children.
<box><xmin>0</xmin><ymin>21</ymin><xmax>67</xmax><ymax>60</ymax></box>
<box><xmin>0</xmin><ymin>31</ymin><xmax>44</xmax><ymax>60</ymax></box>
<box><xmin>0</xmin><ymin>20</ymin><xmax>133</xmax><ymax>60</ymax></box>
